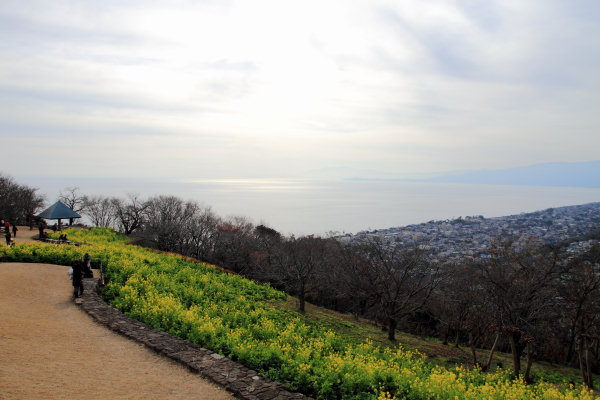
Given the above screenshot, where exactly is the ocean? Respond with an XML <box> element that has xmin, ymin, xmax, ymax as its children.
<box><xmin>19</xmin><ymin>176</ymin><xmax>600</xmax><ymax>236</ymax></box>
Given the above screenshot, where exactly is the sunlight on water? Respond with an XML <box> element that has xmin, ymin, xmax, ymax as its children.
<box><xmin>181</xmin><ymin>178</ymin><xmax>315</xmax><ymax>192</ymax></box>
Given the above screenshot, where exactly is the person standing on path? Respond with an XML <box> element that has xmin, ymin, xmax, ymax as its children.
<box><xmin>12</xmin><ymin>224</ymin><xmax>17</xmax><ymax>238</ymax></box>
<box><xmin>5</xmin><ymin>230</ymin><xmax>12</xmax><ymax>246</ymax></box>
<box><xmin>71</xmin><ymin>260</ymin><xmax>84</xmax><ymax>298</ymax></box>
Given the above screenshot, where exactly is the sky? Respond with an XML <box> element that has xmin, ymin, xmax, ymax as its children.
<box><xmin>1</xmin><ymin>0</ymin><xmax>599</xmax><ymax>181</ymax></box>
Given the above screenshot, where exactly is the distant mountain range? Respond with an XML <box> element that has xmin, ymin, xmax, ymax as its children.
<box><xmin>422</xmin><ymin>160</ymin><xmax>600</xmax><ymax>188</ymax></box>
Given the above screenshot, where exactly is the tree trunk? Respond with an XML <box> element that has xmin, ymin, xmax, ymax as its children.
<box><xmin>524</xmin><ymin>342</ymin><xmax>534</xmax><ymax>383</ymax></box>
<box><xmin>470</xmin><ymin>347</ymin><xmax>478</xmax><ymax>366</ymax></box>
<box><xmin>468</xmin><ymin>332</ymin><xmax>478</xmax><ymax>366</ymax></box>
<box><xmin>298</xmin><ymin>291</ymin><xmax>305</xmax><ymax>313</ymax></box>
<box><xmin>578</xmin><ymin>341</ymin><xmax>590</xmax><ymax>388</ymax></box>
<box><xmin>584</xmin><ymin>338</ymin><xmax>594</xmax><ymax>389</ymax></box>
<box><xmin>508</xmin><ymin>332</ymin><xmax>521</xmax><ymax>377</ymax></box>
<box><xmin>388</xmin><ymin>317</ymin><xmax>397</xmax><ymax>341</ymax></box>
<box><xmin>566</xmin><ymin>305</ymin><xmax>584</xmax><ymax>363</ymax></box>
<box><xmin>298</xmin><ymin>282</ymin><xmax>306</xmax><ymax>313</ymax></box>
<box><xmin>483</xmin><ymin>331</ymin><xmax>500</xmax><ymax>371</ymax></box>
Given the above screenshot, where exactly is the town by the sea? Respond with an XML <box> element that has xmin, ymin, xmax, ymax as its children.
<box><xmin>18</xmin><ymin>176</ymin><xmax>600</xmax><ymax>236</ymax></box>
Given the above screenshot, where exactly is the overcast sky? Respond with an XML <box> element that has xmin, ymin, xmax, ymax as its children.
<box><xmin>1</xmin><ymin>0</ymin><xmax>599</xmax><ymax>180</ymax></box>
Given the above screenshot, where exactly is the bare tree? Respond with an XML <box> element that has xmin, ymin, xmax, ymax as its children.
<box><xmin>328</xmin><ymin>242</ymin><xmax>375</xmax><ymax>317</ymax></box>
<box><xmin>433</xmin><ymin>262</ymin><xmax>500</xmax><ymax>369</ymax></box>
<box><xmin>560</xmin><ymin>244</ymin><xmax>600</xmax><ymax>389</ymax></box>
<box><xmin>479</xmin><ymin>239</ymin><xmax>561</xmax><ymax>381</ymax></box>
<box><xmin>58</xmin><ymin>186</ymin><xmax>85</xmax><ymax>213</ymax></box>
<box><xmin>270</xmin><ymin>236</ymin><xmax>331</xmax><ymax>313</ymax></box>
<box><xmin>142</xmin><ymin>195</ymin><xmax>197</xmax><ymax>252</ymax></box>
<box><xmin>185</xmin><ymin>206</ymin><xmax>221</xmax><ymax>262</ymax></box>
<box><xmin>212</xmin><ymin>216</ymin><xmax>256</xmax><ymax>274</ymax></box>
<box><xmin>0</xmin><ymin>173</ymin><xmax>45</xmax><ymax>224</ymax></box>
<box><xmin>250</xmin><ymin>224</ymin><xmax>283</xmax><ymax>279</ymax></box>
<box><xmin>58</xmin><ymin>186</ymin><xmax>86</xmax><ymax>225</ymax></box>
<box><xmin>111</xmin><ymin>194</ymin><xmax>148</xmax><ymax>234</ymax></box>
<box><xmin>351</xmin><ymin>237</ymin><xmax>441</xmax><ymax>341</ymax></box>
<box><xmin>434</xmin><ymin>263</ymin><xmax>473</xmax><ymax>347</ymax></box>
<box><xmin>82</xmin><ymin>195</ymin><xmax>116</xmax><ymax>228</ymax></box>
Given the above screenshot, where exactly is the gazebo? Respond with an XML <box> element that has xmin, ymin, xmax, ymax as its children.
<box><xmin>37</xmin><ymin>201</ymin><xmax>81</xmax><ymax>230</ymax></box>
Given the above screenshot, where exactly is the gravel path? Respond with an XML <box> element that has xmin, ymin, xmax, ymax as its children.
<box><xmin>1</xmin><ymin>228</ymin><xmax>234</xmax><ymax>399</ymax></box>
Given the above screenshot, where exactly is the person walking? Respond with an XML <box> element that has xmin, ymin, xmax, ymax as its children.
<box><xmin>5</xmin><ymin>230</ymin><xmax>11</xmax><ymax>246</ymax></box>
<box><xmin>12</xmin><ymin>224</ymin><xmax>17</xmax><ymax>238</ymax></box>
<box><xmin>71</xmin><ymin>260</ymin><xmax>84</xmax><ymax>298</ymax></box>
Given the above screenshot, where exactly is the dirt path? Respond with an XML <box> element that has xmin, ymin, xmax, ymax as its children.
<box><xmin>0</xmin><ymin>260</ymin><xmax>234</xmax><ymax>399</ymax></box>
<box><xmin>6</xmin><ymin>225</ymin><xmax>41</xmax><ymax>244</ymax></box>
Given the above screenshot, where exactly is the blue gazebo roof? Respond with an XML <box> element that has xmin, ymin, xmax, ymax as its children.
<box><xmin>37</xmin><ymin>201</ymin><xmax>81</xmax><ymax>220</ymax></box>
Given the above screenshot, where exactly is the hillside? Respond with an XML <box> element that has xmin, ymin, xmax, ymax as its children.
<box><xmin>424</xmin><ymin>160</ymin><xmax>600</xmax><ymax>188</ymax></box>
<box><xmin>342</xmin><ymin>202</ymin><xmax>600</xmax><ymax>264</ymax></box>
<box><xmin>1</xmin><ymin>228</ymin><xmax>597</xmax><ymax>399</ymax></box>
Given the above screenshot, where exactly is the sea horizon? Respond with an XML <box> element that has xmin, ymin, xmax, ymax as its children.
<box><xmin>16</xmin><ymin>175</ymin><xmax>600</xmax><ymax>237</ymax></box>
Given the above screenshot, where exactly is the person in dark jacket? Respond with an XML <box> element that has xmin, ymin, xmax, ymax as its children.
<box><xmin>38</xmin><ymin>223</ymin><xmax>45</xmax><ymax>240</ymax></box>
<box><xmin>71</xmin><ymin>260</ymin><xmax>84</xmax><ymax>298</ymax></box>
<box><xmin>82</xmin><ymin>253</ymin><xmax>93</xmax><ymax>278</ymax></box>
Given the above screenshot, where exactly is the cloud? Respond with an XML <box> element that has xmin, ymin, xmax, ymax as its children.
<box><xmin>1</xmin><ymin>0</ymin><xmax>599</xmax><ymax>179</ymax></box>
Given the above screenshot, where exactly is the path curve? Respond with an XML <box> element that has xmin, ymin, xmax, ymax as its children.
<box><xmin>0</xmin><ymin>262</ymin><xmax>235</xmax><ymax>400</ymax></box>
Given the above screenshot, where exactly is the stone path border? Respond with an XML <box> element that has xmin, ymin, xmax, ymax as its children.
<box><xmin>79</xmin><ymin>278</ymin><xmax>310</xmax><ymax>400</ymax></box>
